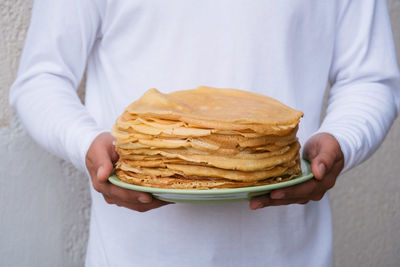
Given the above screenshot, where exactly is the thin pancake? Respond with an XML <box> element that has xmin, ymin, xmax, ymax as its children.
<box><xmin>116</xmin><ymin>142</ymin><xmax>299</xmax><ymax>171</ymax></box>
<box><xmin>116</xmin><ymin>165</ymin><xmax>301</xmax><ymax>189</ymax></box>
<box><xmin>126</xmin><ymin>87</ymin><xmax>303</xmax><ymax>130</ymax></box>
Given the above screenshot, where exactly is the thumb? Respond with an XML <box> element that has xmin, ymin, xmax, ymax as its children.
<box><xmin>303</xmin><ymin>133</ymin><xmax>340</xmax><ymax>180</ymax></box>
<box><xmin>94</xmin><ymin>146</ymin><xmax>115</xmax><ymax>183</ymax></box>
<box><xmin>87</xmin><ymin>133</ymin><xmax>115</xmax><ymax>183</ymax></box>
<box><xmin>96</xmin><ymin>159</ymin><xmax>114</xmax><ymax>183</ymax></box>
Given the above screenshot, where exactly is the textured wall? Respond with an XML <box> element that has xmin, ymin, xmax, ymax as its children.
<box><xmin>0</xmin><ymin>1</ymin><xmax>399</xmax><ymax>267</ymax></box>
<box><xmin>0</xmin><ymin>1</ymin><xmax>90</xmax><ymax>267</ymax></box>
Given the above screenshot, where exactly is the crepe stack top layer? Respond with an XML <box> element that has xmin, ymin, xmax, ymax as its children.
<box><xmin>112</xmin><ymin>86</ymin><xmax>304</xmax><ymax>189</ymax></box>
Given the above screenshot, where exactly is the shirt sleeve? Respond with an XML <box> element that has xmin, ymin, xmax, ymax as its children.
<box><xmin>9</xmin><ymin>0</ymin><xmax>107</xmax><ymax>171</ymax></box>
<box><xmin>316</xmin><ymin>0</ymin><xmax>400</xmax><ymax>173</ymax></box>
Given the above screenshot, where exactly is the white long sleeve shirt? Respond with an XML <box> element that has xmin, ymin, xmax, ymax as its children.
<box><xmin>10</xmin><ymin>1</ymin><xmax>400</xmax><ymax>266</ymax></box>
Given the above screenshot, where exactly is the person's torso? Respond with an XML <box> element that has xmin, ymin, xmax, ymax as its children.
<box><xmin>84</xmin><ymin>2</ymin><xmax>337</xmax><ymax>266</ymax></box>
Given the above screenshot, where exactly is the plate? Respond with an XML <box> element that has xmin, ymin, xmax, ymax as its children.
<box><xmin>108</xmin><ymin>159</ymin><xmax>313</xmax><ymax>204</ymax></box>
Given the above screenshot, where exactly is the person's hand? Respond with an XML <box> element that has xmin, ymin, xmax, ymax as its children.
<box><xmin>85</xmin><ymin>132</ymin><xmax>172</xmax><ymax>212</ymax></box>
<box><xmin>249</xmin><ymin>133</ymin><xmax>344</xmax><ymax>210</ymax></box>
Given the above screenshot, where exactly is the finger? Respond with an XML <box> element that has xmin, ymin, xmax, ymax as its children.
<box><xmin>92</xmin><ymin>161</ymin><xmax>114</xmax><ymax>193</ymax></box>
<box><xmin>264</xmin><ymin>198</ymin><xmax>311</xmax><ymax>206</ymax></box>
<box><xmin>313</xmin><ymin>160</ymin><xmax>343</xmax><ymax>194</ymax></box>
<box><xmin>86</xmin><ymin>133</ymin><xmax>115</xmax><ymax>184</ymax></box>
<box><xmin>123</xmin><ymin>198</ymin><xmax>173</xmax><ymax>212</ymax></box>
<box><xmin>303</xmin><ymin>136</ymin><xmax>319</xmax><ymax>162</ymax></box>
<box><xmin>303</xmin><ymin>140</ymin><xmax>329</xmax><ymax>180</ymax></box>
<box><xmin>97</xmin><ymin>161</ymin><xmax>114</xmax><ymax>183</ymax></box>
<box><xmin>103</xmin><ymin>195</ymin><xmax>115</xmax><ymax>205</ymax></box>
<box><xmin>108</xmin><ymin>136</ymin><xmax>119</xmax><ymax>164</ymax></box>
<box><xmin>309</xmin><ymin>192</ymin><xmax>325</xmax><ymax>202</ymax></box>
<box><xmin>250</xmin><ymin>195</ymin><xmax>310</xmax><ymax>209</ymax></box>
<box><xmin>103</xmin><ymin>195</ymin><xmax>173</xmax><ymax>212</ymax></box>
<box><xmin>249</xmin><ymin>194</ymin><xmax>270</xmax><ymax>210</ymax></box>
<box><xmin>106</xmin><ymin>184</ymin><xmax>154</xmax><ymax>204</ymax></box>
<box><xmin>269</xmin><ymin>179</ymin><xmax>319</xmax><ymax>200</ymax></box>
<box><xmin>303</xmin><ymin>133</ymin><xmax>342</xmax><ymax>180</ymax></box>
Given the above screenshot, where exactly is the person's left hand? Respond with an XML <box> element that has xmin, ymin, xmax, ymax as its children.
<box><xmin>249</xmin><ymin>133</ymin><xmax>344</xmax><ymax>210</ymax></box>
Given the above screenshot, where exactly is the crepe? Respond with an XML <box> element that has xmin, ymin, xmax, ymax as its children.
<box><xmin>112</xmin><ymin>86</ymin><xmax>303</xmax><ymax>189</ymax></box>
<box><xmin>116</xmin><ymin>167</ymin><xmax>300</xmax><ymax>189</ymax></box>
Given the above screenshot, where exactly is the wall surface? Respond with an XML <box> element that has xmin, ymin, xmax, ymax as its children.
<box><xmin>0</xmin><ymin>1</ymin><xmax>399</xmax><ymax>267</ymax></box>
<box><xmin>0</xmin><ymin>1</ymin><xmax>90</xmax><ymax>267</ymax></box>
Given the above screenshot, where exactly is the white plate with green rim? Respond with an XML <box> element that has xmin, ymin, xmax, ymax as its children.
<box><xmin>108</xmin><ymin>159</ymin><xmax>313</xmax><ymax>204</ymax></box>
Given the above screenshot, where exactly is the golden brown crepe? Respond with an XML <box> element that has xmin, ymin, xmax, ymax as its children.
<box><xmin>112</xmin><ymin>86</ymin><xmax>303</xmax><ymax>189</ymax></box>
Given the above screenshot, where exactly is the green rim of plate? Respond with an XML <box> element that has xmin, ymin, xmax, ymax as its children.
<box><xmin>108</xmin><ymin>159</ymin><xmax>313</xmax><ymax>195</ymax></box>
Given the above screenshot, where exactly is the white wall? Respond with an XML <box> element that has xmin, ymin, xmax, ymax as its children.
<box><xmin>0</xmin><ymin>1</ymin><xmax>89</xmax><ymax>266</ymax></box>
<box><xmin>1</xmin><ymin>1</ymin><xmax>399</xmax><ymax>266</ymax></box>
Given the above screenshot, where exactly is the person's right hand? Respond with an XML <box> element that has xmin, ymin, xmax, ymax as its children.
<box><xmin>85</xmin><ymin>132</ymin><xmax>172</xmax><ymax>212</ymax></box>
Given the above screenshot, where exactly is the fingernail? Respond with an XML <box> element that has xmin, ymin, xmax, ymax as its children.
<box><xmin>319</xmin><ymin>163</ymin><xmax>326</xmax><ymax>177</ymax></box>
<box><xmin>271</xmin><ymin>191</ymin><xmax>285</xmax><ymax>199</ymax></box>
<box><xmin>97</xmin><ymin>166</ymin><xmax>104</xmax><ymax>178</ymax></box>
<box><xmin>138</xmin><ymin>195</ymin><xmax>152</xmax><ymax>204</ymax></box>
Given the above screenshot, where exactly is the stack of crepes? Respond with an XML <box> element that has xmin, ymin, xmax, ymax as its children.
<box><xmin>112</xmin><ymin>86</ymin><xmax>303</xmax><ymax>189</ymax></box>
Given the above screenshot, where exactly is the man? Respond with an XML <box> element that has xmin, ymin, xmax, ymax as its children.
<box><xmin>10</xmin><ymin>0</ymin><xmax>400</xmax><ymax>266</ymax></box>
